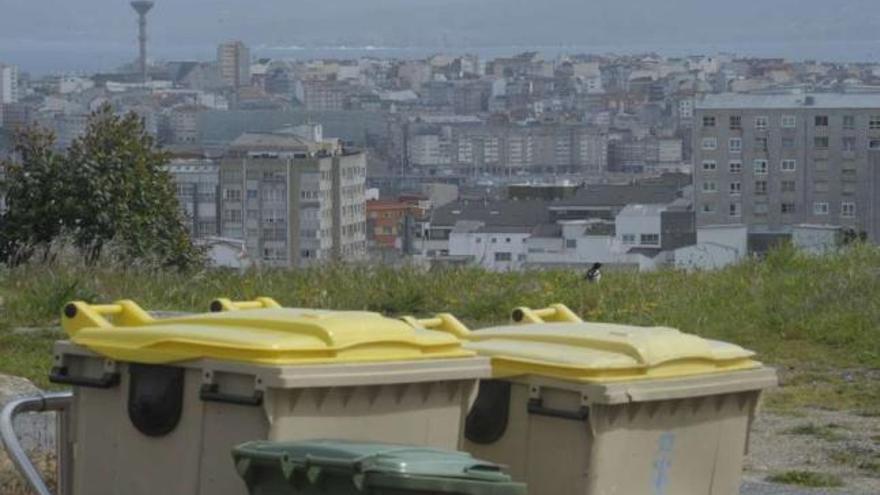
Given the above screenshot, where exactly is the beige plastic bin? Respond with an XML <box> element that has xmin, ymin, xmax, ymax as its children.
<box><xmin>51</xmin><ymin>298</ymin><xmax>490</xmax><ymax>495</ymax></box>
<box><xmin>406</xmin><ymin>305</ymin><xmax>777</xmax><ymax>495</ymax></box>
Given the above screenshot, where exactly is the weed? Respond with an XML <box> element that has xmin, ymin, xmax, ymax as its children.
<box><xmin>783</xmin><ymin>423</ymin><xmax>847</xmax><ymax>441</ymax></box>
<box><xmin>766</xmin><ymin>470</ymin><xmax>844</xmax><ymax>487</ymax></box>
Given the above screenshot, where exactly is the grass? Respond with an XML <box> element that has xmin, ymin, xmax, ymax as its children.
<box><xmin>829</xmin><ymin>448</ymin><xmax>880</xmax><ymax>475</ymax></box>
<box><xmin>0</xmin><ymin>244</ymin><xmax>878</xmax><ymax>400</ymax></box>
<box><xmin>766</xmin><ymin>470</ymin><xmax>844</xmax><ymax>487</ymax></box>
<box><xmin>782</xmin><ymin>422</ymin><xmax>847</xmax><ymax>442</ymax></box>
<box><xmin>0</xmin><ymin>452</ymin><xmax>55</xmax><ymax>495</ymax></box>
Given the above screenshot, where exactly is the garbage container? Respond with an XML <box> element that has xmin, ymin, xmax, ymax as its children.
<box><xmin>52</xmin><ymin>298</ymin><xmax>491</xmax><ymax>495</ymax></box>
<box><xmin>406</xmin><ymin>304</ymin><xmax>777</xmax><ymax>495</ymax></box>
<box><xmin>232</xmin><ymin>439</ymin><xmax>527</xmax><ymax>495</ymax></box>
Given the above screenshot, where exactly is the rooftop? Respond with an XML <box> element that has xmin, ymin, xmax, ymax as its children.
<box><xmin>432</xmin><ymin>199</ymin><xmax>550</xmax><ymax>228</ymax></box>
<box><xmin>552</xmin><ymin>184</ymin><xmax>680</xmax><ymax>209</ymax></box>
<box><xmin>228</xmin><ymin>132</ymin><xmax>321</xmax><ymax>153</ymax></box>
<box><xmin>697</xmin><ymin>92</ymin><xmax>880</xmax><ymax>110</ymax></box>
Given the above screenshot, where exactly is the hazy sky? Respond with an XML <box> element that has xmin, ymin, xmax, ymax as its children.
<box><xmin>2</xmin><ymin>1</ymin><xmax>880</xmax><ymax>72</ymax></box>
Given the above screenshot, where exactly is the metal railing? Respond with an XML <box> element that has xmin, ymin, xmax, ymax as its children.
<box><xmin>1</xmin><ymin>392</ymin><xmax>73</xmax><ymax>495</ymax></box>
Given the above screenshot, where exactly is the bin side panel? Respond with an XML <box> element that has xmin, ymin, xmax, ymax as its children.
<box><xmin>268</xmin><ymin>380</ymin><xmax>470</xmax><ymax>450</ymax></box>
<box><xmin>73</xmin><ymin>363</ymin><xmax>204</xmax><ymax>495</ymax></box>
<box><xmin>197</xmin><ymin>370</ymin><xmax>271</xmax><ymax>495</ymax></box>
<box><xmin>588</xmin><ymin>392</ymin><xmax>757</xmax><ymax>495</ymax></box>
<box><xmin>462</xmin><ymin>382</ymin><xmax>532</xmax><ymax>480</ymax></box>
<box><xmin>525</xmin><ymin>386</ymin><xmax>592</xmax><ymax>495</ymax></box>
<box><xmin>72</xmin><ymin>386</ymin><xmax>123</xmax><ymax>495</ymax></box>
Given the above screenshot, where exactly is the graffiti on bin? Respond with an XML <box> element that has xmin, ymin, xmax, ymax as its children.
<box><xmin>652</xmin><ymin>431</ymin><xmax>676</xmax><ymax>495</ymax></box>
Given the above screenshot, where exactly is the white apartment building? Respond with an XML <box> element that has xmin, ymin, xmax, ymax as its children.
<box><xmin>219</xmin><ymin>130</ymin><xmax>367</xmax><ymax>267</ymax></box>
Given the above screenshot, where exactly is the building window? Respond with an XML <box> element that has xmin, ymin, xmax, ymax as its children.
<box><xmin>814</xmin><ymin>180</ymin><xmax>829</xmax><ymax>193</ymax></box>
<box><xmin>781</xmin><ymin>180</ymin><xmax>796</xmax><ymax>193</ymax></box>
<box><xmin>755</xmin><ymin>137</ymin><xmax>768</xmax><ymax>152</ymax></box>
<box><xmin>729</xmin><ymin>161</ymin><xmax>742</xmax><ymax>174</ymax></box>
<box><xmin>755</xmin><ymin>180</ymin><xmax>768</xmax><ymax>196</ymax></box>
<box><xmin>640</xmin><ymin>234</ymin><xmax>659</xmax><ymax>246</ymax></box>
<box><xmin>622</xmin><ymin>234</ymin><xmax>636</xmax><ymax>245</ymax></box>
<box><xmin>565</xmin><ymin>239</ymin><xmax>577</xmax><ymax>249</ymax></box>
<box><xmin>729</xmin><ymin>203</ymin><xmax>741</xmax><ymax>218</ymax></box>
<box><xmin>869</xmin><ymin>139</ymin><xmax>880</xmax><ymax>150</ymax></box>
<box><xmin>870</xmin><ymin>116</ymin><xmax>880</xmax><ymax>130</ymax></box>
<box><xmin>223</xmin><ymin>188</ymin><xmax>242</xmax><ymax>201</ymax></box>
<box><xmin>844</xmin><ymin>115</ymin><xmax>856</xmax><ymax>130</ymax></box>
<box><xmin>843</xmin><ymin>182</ymin><xmax>857</xmax><ymax>196</ymax></box>
<box><xmin>729</xmin><ymin>138</ymin><xmax>742</xmax><ymax>152</ymax></box>
<box><xmin>755</xmin><ymin>116</ymin><xmax>769</xmax><ymax>130</ymax></box>
<box><xmin>494</xmin><ymin>252</ymin><xmax>512</xmax><ymax>261</ymax></box>
<box><xmin>730</xmin><ymin>181</ymin><xmax>741</xmax><ymax>195</ymax></box>
<box><xmin>729</xmin><ymin>115</ymin><xmax>742</xmax><ymax>130</ymax></box>
<box><xmin>781</xmin><ymin>203</ymin><xmax>796</xmax><ymax>214</ymax></box>
<box><xmin>702</xmin><ymin>137</ymin><xmax>718</xmax><ymax>150</ymax></box>
<box><xmin>782</xmin><ymin>137</ymin><xmax>795</xmax><ymax>149</ymax></box>
<box><xmin>843</xmin><ymin>137</ymin><xmax>856</xmax><ymax>152</ymax></box>
<box><xmin>701</xmin><ymin>203</ymin><xmax>715</xmax><ymax>214</ymax></box>
<box><xmin>781</xmin><ymin>115</ymin><xmax>797</xmax><ymax>128</ymax></box>
<box><xmin>224</xmin><ymin>209</ymin><xmax>242</xmax><ymax>222</ymax></box>
<box><xmin>781</xmin><ymin>159</ymin><xmax>796</xmax><ymax>172</ymax></box>
<box><xmin>841</xmin><ymin>202</ymin><xmax>856</xmax><ymax>218</ymax></box>
<box><xmin>754</xmin><ymin>159</ymin><xmax>768</xmax><ymax>175</ymax></box>
<box><xmin>815</xmin><ymin>115</ymin><xmax>829</xmax><ymax>127</ymax></box>
<box><xmin>702</xmin><ymin>160</ymin><xmax>717</xmax><ymax>171</ymax></box>
<box><xmin>754</xmin><ymin>203</ymin><xmax>769</xmax><ymax>216</ymax></box>
<box><xmin>813</xmin><ymin>202</ymin><xmax>829</xmax><ymax>215</ymax></box>
<box><xmin>702</xmin><ymin>181</ymin><xmax>717</xmax><ymax>193</ymax></box>
<box><xmin>702</xmin><ymin>116</ymin><xmax>716</xmax><ymax>127</ymax></box>
<box><xmin>814</xmin><ymin>137</ymin><xmax>830</xmax><ymax>149</ymax></box>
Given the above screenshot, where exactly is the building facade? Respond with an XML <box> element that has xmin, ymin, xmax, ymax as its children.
<box><xmin>165</xmin><ymin>159</ymin><xmax>220</xmax><ymax>239</ymax></box>
<box><xmin>0</xmin><ymin>64</ymin><xmax>19</xmax><ymax>104</ymax></box>
<box><xmin>219</xmin><ymin>131</ymin><xmax>367</xmax><ymax>267</ymax></box>
<box><xmin>694</xmin><ymin>93</ymin><xmax>880</xmax><ymax>243</ymax></box>
<box><xmin>217</xmin><ymin>41</ymin><xmax>251</xmax><ymax>89</ymax></box>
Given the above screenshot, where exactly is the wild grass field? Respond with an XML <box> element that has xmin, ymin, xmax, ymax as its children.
<box><xmin>0</xmin><ymin>244</ymin><xmax>878</xmax><ymax>410</ymax></box>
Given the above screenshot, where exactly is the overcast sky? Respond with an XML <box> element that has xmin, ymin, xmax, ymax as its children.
<box><xmin>2</xmin><ymin>1</ymin><xmax>880</xmax><ymax>72</ymax></box>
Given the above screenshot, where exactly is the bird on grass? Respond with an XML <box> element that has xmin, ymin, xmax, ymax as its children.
<box><xmin>585</xmin><ymin>262</ymin><xmax>602</xmax><ymax>283</ymax></box>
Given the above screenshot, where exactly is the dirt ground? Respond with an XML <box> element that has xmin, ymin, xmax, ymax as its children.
<box><xmin>743</xmin><ymin>408</ymin><xmax>880</xmax><ymax>494</ymax></box>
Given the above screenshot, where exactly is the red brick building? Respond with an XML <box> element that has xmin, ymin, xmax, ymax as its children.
<box><xmin>367</xmin><ymin>198</ymin><xmax>427</xmax><ymax>250</ymax></box>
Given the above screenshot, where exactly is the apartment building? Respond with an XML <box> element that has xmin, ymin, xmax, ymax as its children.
<box><xmin>219</xmin><ymin>129</ymin><xmax>367</xmax><ymax>267</ymax></box>
<box><xmin>406</xmin><ymin>121</ymin><xmax>608</xmax><ymax>176</ymax></box>
<box><xmin>217</xmin><ymin>41</ymin><xmax>250</xmax><ymax>89</ymax></box>
<box><xmin>0</xmin><ymin>64</ymin><xmax>19</xmax><ymax>104</ymax></box>
<box><xmin>694</xmin><ymin>93</ymin><xmax>880</xmax><ymax>243</ymax></box>
<box><xmin>165</xmin><ymin>159</ymin><xmax>220</xmax><ymax>239</ymax></box>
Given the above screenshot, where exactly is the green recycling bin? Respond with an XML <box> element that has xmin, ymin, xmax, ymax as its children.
<box><xmin>232</xmin><ymin>440</ymin><xmax>527</xmax><ymax>495</ymax></box>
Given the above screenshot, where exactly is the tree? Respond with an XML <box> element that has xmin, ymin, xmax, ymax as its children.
<box><xmin>0</xmin><ymin>104</ymin><xmax>203</xmax><ymax>269</ymax></box>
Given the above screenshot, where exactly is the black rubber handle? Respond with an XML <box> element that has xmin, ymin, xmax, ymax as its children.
<box><xmin>199</xmin><ymin>383</ymin><xmax>264</xmax><ymax>406</ymax></box>
<box><xmin>527</xmin><ymin>398</ymin><xmax>589</xmax><ymax>421</ymax></box>
<box><xmin>49</xmin><ymin>366</ymin><xmax>120</xmax><ymax>389</ymax></box>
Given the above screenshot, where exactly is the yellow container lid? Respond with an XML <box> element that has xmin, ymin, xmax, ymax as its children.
<box><xmin>61</xmin><ymin>299</ymin><xmax>474</xmax><ymax>365</ymax></box>
<box><xmin>465</xmin><ymin>322</ymin><xmax>760</xmax><ymax>382</ymax></box>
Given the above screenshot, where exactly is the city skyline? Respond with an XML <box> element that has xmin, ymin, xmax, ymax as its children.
<box><xmin>4</xmin><ymin>0</ymin><xmax>880</xmax><ymax>74</ymax></box>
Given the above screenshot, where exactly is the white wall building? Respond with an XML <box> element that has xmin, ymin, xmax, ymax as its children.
<box><xmin>674</xmin><ymin>225</ymin><xmax>748</xmax><ymax>271</ymax></box>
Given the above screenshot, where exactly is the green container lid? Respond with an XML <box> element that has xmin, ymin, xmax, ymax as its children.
<box><xmin>233</xmin><ymin>440</ymin><xmax>526</xmax><ymax>495</ymax></box>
